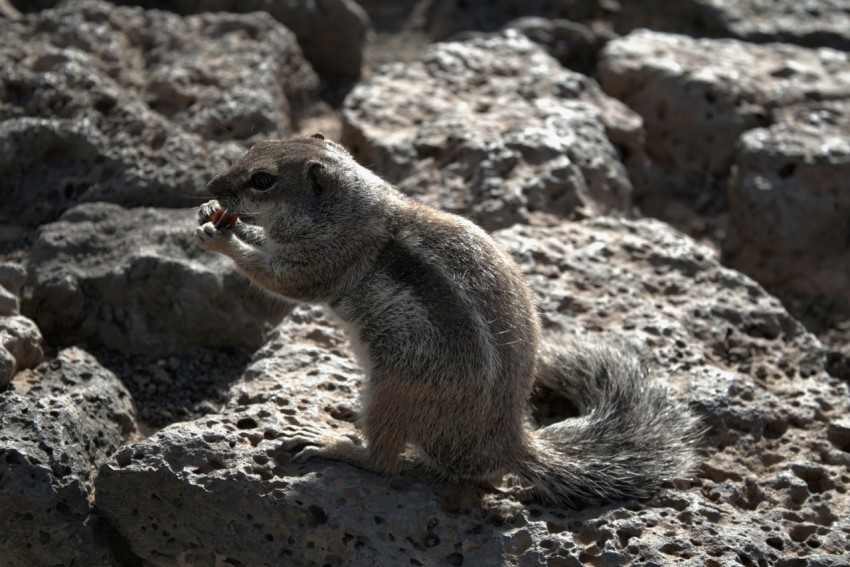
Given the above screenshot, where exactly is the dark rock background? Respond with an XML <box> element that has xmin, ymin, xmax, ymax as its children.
<box><xmin>1</xmin><ymin>0</ymin><xmax>848</xmax><ymax>565</ymax></box>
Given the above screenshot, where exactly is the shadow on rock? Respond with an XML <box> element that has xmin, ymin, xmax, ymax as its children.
<box><xmin>92</xmin><ymin>345</ymin><xmax>253</xmax><ymax>429</ymax></box>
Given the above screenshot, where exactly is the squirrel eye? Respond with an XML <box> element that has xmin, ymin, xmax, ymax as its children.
<box><xmin>249</xmin><ymin>171</ymin><xmax>275</xmax><ymax>190</ymax></box>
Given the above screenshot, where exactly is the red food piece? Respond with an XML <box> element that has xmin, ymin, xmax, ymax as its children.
<box><xmin>210</xmin><ymin>208</ymin><xmax>238</xmax><ymax>229</ymax></box>
<box><xmin>220</xmin><ymin>211</ymin><xmax>238</xmax><ymax>229</ymax></box>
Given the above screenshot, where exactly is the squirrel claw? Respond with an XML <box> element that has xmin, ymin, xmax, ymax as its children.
<box><xmin>278</xmin><ymin>426</ymin><xmax>325</xmax><ymax>452</ymax></box>
<box><xmin>197</xmin><ymin>200</ymin><xmax>221</xmax><ymax>225</ymax></box>
<box><xmin>292</xmin><ymin>445</ymin><xmax>324</xmax><ymax>464</ymax></box>
<box><xmin>278</xmin><ymin>434</ymin><xmax>321</xmax><ymax>452</ymax></box>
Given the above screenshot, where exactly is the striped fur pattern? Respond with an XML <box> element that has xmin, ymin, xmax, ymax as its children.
<box><xmin>195</xmin><ymin>135</ymin><xmax>699</xmax><ymax>508</ymax></box>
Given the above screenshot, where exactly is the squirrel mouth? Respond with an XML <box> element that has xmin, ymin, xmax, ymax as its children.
<box><xmin>210</xmin><ymin>208</ymin><xmax>239</xmax><ymax>229</ymax></box>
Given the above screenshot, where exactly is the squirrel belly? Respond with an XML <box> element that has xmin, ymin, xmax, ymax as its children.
<box><xmin>195</xmin><ymin>135</ymin><xmax>700</xmax><ymax>507</ymax></box>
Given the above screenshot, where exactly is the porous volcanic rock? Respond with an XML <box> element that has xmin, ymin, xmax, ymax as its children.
<box><xmin>109</xmin><ymin>0</ymin><xmax>370</xmax><ymax>80</ymax></box>
<box><xmin>96</xmin><ymin>219</ymin><xmax>850</xmax><ymax>565</ymax></box>
<box><xmin>426</xmin><ymin>0</ymin><xmax>601</xmax><ymax>40</ymax></box>
<box><xmin>0</xmin><ymin>262</ymin><xmax>26</xmax><ymax>316</ymax></box>
<box><xmin>22</xmin><ymin>203</ymin><xmax>282</xmax><ymax>357</ymax></box>
<box><xmin>0</xmin><ymin>0</ymin><xmax>318</xmax><ymax>230</ymax></box>
<box><xmin>343</xmin><ymin>31</ymin><xmax>643</xmax><ymax>230</ymax></box>
<box><xmin>618</xmin><ymin>0</ymin><xmax>850</xmax><ymax>51</ymax></box>
<box><xmin>0</xmin><ymin>347</ymin><xmax>137</xmax><ymax>567</ymax></box>
<box><xmin>598</xmin><ymin>29</ymin><xmax>850</xmax><ymax>195</ymax></box>
<box><xmin>0</xmin><ymin>315</ymin><xmax>44</xmax><ymax>388</ymax></box>
<box><xmin>502</xmin><ymin>16</ymin><xmax>611</xmax><ymax>75</ymax></box>
<box><xmin>725</xmin><ymin>100</ymin><xmax>850</xmax><ymax>313</ymax></box>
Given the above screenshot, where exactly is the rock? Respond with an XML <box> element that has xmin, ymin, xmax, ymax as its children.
<box><xmin>0</xmin><ymin>262</ymin><xmax>24</xmax><ymax>315</ymax></box>
<box><xmin>503</xmin><ymin>16</ymin><xmax>611</xmax><ymax>75</ymax></box>
<box><xmin>0</xmin><ymin>315</ymin><xmax>44</xmax><ymax>387</ymax></box>
<box><xmin>618</xmin><ymin>0</ymin><xmax>850</xmax><ymax>51</ymax></box>
<box><xmin>426</xmin><ymin>0</ymin><xmax>600</xmax><ymax>40</ymax></box>
<box><xmin>255</xmin><ymin>0</ymin><xmax>369</xmax><ymax>80</ymax></box>
<box><xmin>0</xmin><ymin>262</ymin><xmax>26</xmax><ymax>295</ymax></box>
<box><xmin>0</xmin><ymin>349</ymin><xmax>14</xmax><ymax>388</ymax></box>
<box><xmin>826</xmin><ymin>346</ymin><xmax>850</xmax><ymax>382</ymax></box>
<box><xmin>828</xmin><ymin>419</ymin><xmax>850</xmax><ymax>452</ymax></box>
<box><xmin>598</xmin><ymin>29</ymin><xmax>850</xmax><ymax>195</ymax></box>
<box><xmin>0</xmin><ymin>0</ymin><xmax>21</xmax><ymax>18</ymax></box>
<box><xmin>110</xmin><ymin>0</ymin><xmax>370</xmax><ymax>79</ymax></box>
<box><xmin>0</xmin><ymin>287</ymin><xmax>16</xmax><ymax>317</ymax></box>
<box><xmin>95</xmin><ymin>345</ymin><xmax>253</xmax><ymax>428</ymax></box>
<box><xmin>22</xmin><ymin>202</ymin><xmax>283</xmax><ymax>357</ymax></box>
<box><xmin>95</xmin><ymin>218</ymin><xmax>849</xmax><ymax>564</ymax></box>
<box><xmin>0</xmin><ymin>347</ymin><xmax>137</xmax><ymax>567</ymax></box>
<box><xmin>725</xmin><ymin>100</ymin><xmax>850</xmax><ymax>312</ymax></box>
<box><xmin>343</xmin><ymin>31</ymin><xmax>642</xmax><ymax>230</ymax></box>
<box><xmin>0</xmin><ymin>0</ymin><xmax>318</xmax><ymax>229</ymax></box>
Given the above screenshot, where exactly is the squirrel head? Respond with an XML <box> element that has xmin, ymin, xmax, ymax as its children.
<box><xmin>207</xmin><ymin>134</ymin><xmax>393</xmax><ymax>244</ymax></box>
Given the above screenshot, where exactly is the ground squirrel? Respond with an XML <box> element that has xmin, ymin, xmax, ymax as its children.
<box><xmin>195</xmin><ymin>134</ymin><xmax>699</xmax><ymax>507</ymax></box>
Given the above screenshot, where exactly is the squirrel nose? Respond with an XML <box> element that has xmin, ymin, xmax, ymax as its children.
<box><xmin>207</xmin><ymin>176</ymin><xmax>225</xmax><ymax>196</ymax></box>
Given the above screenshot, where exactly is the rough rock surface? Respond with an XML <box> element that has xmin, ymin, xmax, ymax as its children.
<box><xmin>344</xmin><ymin>31</ymin><xmax>643</xmax><ymax>230</ymax></box>
<box><xmin>22</xmin><ymin>203</ymin><xmax>282</xmax><ymax>357</ymax></box>
<box><xmin>426</xmin><ymin>0</ymin><xmax>600</xmax><ymax>40</ymax></box>
<box><xmin>0</xmin><ymin>347</ymin><xmax>137</xmax><ymax>567</ymax></box>
<box><xmin>3</xmin><ymin>1</ymin><xmax>850</xmax><ymax>565</ymax></box>
<box><xmin>618</xmin><ymin>0</ymin><xmax>850</xmax><ymax>50</ymax></box>
<box><xmin>0</xmin><ymin>0</ymin><xmax>318</xmax><ymax>230</ymax></box>
<box><xmin>110</xmin><ymin>0</ymin><xmax>370</xmax><ymax>80</ymax></box>
<box><xmin>0</xmin><ymin>315</ymin><xmax>44</xmax><ymax>388</ymax></box>
<box><xmin>0</xmin><ymin>262</ymin><xmax>43</xmax><ymax>388</ymax></box>
<box><xmin>96</xmin><ymin>219</ymin><xmax>850</xmax><ymax>565</ymax></box>
<box><xmin>0</xmin><ymin>262</ymin><xmax>26</xmax><ymax>316</ymax></box>
<box><xmin>501</xmin><ymin>16</ymin><xmax>610</xmax><ymax>76</ymax></box>
<box><xmin>95</xmin><ymin>345</ymin><xmax>253</xmax><ymax>428</ymax></box>
<box><xmin>725</xmin><ymin>100</ymin><xmax>850</xmax><ymax>309</ymax></box>
<box><xmin>598</xmin><ymin>29</ymin><xmax>850</xmax><ymax>194</ymax></box>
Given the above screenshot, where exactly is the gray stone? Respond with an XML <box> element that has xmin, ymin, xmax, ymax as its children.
<box><xmin>426</xmin><ymin>0</ymin><xmax>600</xmax><ymax>40</ymax></box>
<box><xmin>826</xmin><ymin>345</ymin><xmax>850</xmax><ymax>381</ymax></box>
<box><xmin>0</xmin><ymin>0</ymin><xmax>20</xmax><ymax>18</ymax></box>
<box><xmin>0</xmin><ymin>114</ymin><xmax>233</xmax><ymax>230</ymax></box>
<box><xmin>0</xmin><ymin>262</ymin><xmax>26</xmax><ymax>296</ymax></box>
<box><xmin>725</xmin><ymin>100</ymin><xmax>850</xmax><ymax>309</ymax></box>
<box><xmin>95</xmin><ymin>219</ymin><xmax>850</xmax><ymax>565</ymax></box>
<box><xmin>343</xmin><ymin>31</ymin><xmax>642</xmax><ymax>230</ymax></box>
<box><xmin>618</xmin><ymin>0</ymin><xmax>850</xmax><ymax>51</ymax></box>
<box><xmin>598</xmin><ymin>29</ymin><xmax>850</xmax><ymax>194</ymax></box>
<box><xmin>22</xmin><ymin>202</ymin><xmax>283</xmax><ymax>357</ymax></box>
<box><xmin>0</xmin><ymin>0</ymin><xmax>318</xmax><ymax>229</ymax></box>
<box><xmin>110</xmin><ymin>0</ymin><xmax>370</xmax><ymax>79</ymax></box>
<box><xmin>0</xmin><ymin>315</ymin><xmax>44</xmax><ymax>387</ymax></box>
<box><xmin>0</xmin><ymin>287</ymin><xmax>16</xmax><ymax>317</ymax></box>
<box><xmin>0</xmin><ymin>347</ymin><xmax>137</xmax><ymax>567</ymax></box>
<box><xmin>0</xmin><ymin>349</ymin><xmax>14</xmax><ymax>389</ymax></box>
<box><xmin>828</xmin><ymin>419</ymin><xmax>850</xmax><ymax>452</ymax></box>
<box><xmin>0</xmin><ymin>263</ymin><xmax>24</xmax><ymax>315</ymax></box>
<box><xmin>503</xmin><ymin>16</ymin><xmax>611</xmax><ymax>75</ymax></box>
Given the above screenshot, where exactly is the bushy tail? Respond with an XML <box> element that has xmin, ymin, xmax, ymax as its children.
<box><xmin>514</xmin><ymin>337</ymin><xmax>701</xmax><ymax>508</ymax></box>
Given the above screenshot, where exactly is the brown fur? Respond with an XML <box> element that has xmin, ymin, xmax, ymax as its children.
<box><xmin>195</xmin><ymin>135</ymin><xmax>699</xmax><ymax>508</ymax></box>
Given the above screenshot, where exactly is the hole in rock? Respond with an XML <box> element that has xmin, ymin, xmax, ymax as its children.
<box><xmin>236</xmin><ymin>417</ymin><xmax>258</xmax><ymax>430</ymax></box>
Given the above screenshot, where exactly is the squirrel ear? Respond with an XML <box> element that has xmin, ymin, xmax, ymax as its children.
<box><xmin>310</xmin><ymin>132</ymin><xmax>325</xmax><ymax>140</ymax></box>
<box><xmin>306</xmin><ymin>160</ymin><xmax>325</xmax><ymax>194</ymax></box>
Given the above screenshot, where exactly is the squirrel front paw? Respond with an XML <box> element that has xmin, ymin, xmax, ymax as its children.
<box><xmin>197</xmin><ymin>200</ymin><xmax>221</xmax><ymax>225</ymax></box>
<box><xmin>194</xmin><ymin>221</ymin><xmax>233</xmax><ymax>253</ymax></box>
